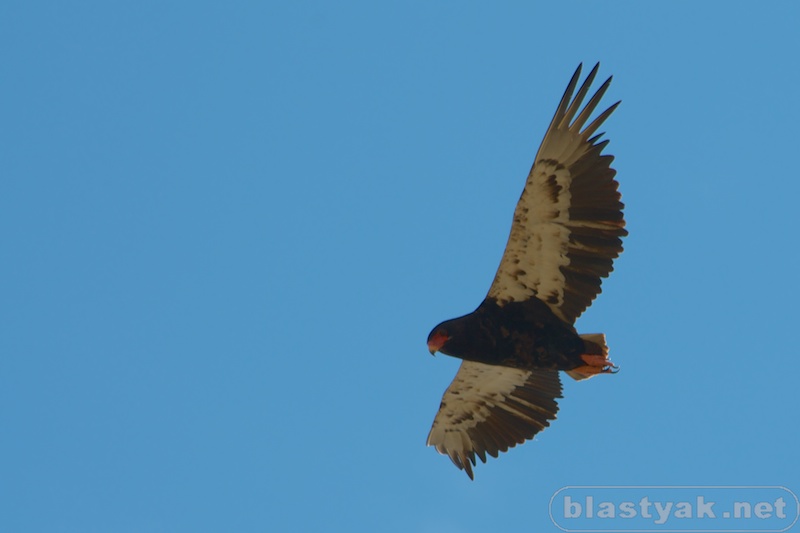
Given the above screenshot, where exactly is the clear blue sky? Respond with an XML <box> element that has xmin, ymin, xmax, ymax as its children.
<box><xmin>2</xmin><ymin>2</ymin><xmax>799</xmax><ymax>532</ymax></box>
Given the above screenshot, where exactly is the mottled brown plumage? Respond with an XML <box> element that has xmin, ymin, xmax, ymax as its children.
<box><xmin>426</xmin><ymin>63</ymin><xmax>627</xmax><ymax>479</ymax></box>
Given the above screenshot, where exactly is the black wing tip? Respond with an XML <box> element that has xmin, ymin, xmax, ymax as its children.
<box><xmin>573</xmin><ymin>62</ymin><xmax>605</xmax><ymax>76</ymax></box>
<box><xmin>577</xmin><ymin>62</ymin><xmax>601</xmax><ymax>79</ymax></box>
<box><xmin>453</xmin><ymin>453</ymin><xmax>476</xmax><ymax>480</ymax></box>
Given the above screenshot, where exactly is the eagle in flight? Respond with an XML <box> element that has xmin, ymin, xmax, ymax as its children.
<box><xmin>426</xmin><ymin>63</ymin><xmax>627</xmax><ymax>479</ymax></box>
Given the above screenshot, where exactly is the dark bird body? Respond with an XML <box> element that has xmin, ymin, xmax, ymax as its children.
<box><xmin>424</xmin><ymin>63</ymin><xmax>627</xmax><ymax>479</ymax></box>
<box><xmin>432</xmin><ymin>298</ymin><xmax>594</xmax><ymax>371</ymax></box>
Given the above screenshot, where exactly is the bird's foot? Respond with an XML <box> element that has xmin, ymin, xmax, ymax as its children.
<box><xmin>571</xmin><ymin>354</ymin><xmax>619</xmax><ymax>376</ymax></box>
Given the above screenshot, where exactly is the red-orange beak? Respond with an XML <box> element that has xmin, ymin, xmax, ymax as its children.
<box><xmin>427</xmin><ymin>331</ymin><xmax>449</xmax><ymax>355</ymax></box>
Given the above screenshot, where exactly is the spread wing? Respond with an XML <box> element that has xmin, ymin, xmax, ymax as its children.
<box><xmin>487</xmin><ymin>63</ymin><xmax>627</xmax><ymax>324</ymax></box>
<box><xmin>427</xmin><ymin>361</ymin><xmax>562</xmax><ymax>479</ymax></box>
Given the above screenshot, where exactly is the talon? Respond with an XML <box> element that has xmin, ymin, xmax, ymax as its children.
<box><xmin>572</xmin><ymin>354</ymin><xmax>619</xmax><ymax>376</ymax></box>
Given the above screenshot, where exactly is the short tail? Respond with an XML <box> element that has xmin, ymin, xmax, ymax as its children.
<box><xmin>566</xmin><ymin>333</ymin><xmax>609</xmax><ymax>381</ymax></box>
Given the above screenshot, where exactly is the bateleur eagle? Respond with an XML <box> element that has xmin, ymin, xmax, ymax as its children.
<box><xmin>426</xmin><ymin>63</ymin><xmax>627</xmax><ymax>479</ymax></box>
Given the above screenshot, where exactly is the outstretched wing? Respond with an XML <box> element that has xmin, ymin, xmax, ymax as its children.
<box><xmin>427</xmin><ymin>361</ymin><xmax>562</xmax><ymax>479</ymax></box>
<box><xmin>487</xmin><ymin>63</ymin><xmax>627</xmax><ymax>324</ymax></box>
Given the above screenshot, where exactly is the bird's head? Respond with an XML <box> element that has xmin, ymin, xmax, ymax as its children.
<box><xmin>427</xmin><ymin>315</ymin><xmax>472</xmax><ymax>356</ymax></box>
<box><xmin>427</xmin><ymin>325</ymin><xmax>451</xmax><ymax>355</ymax></box>
<box><xmin>426</xmin><ymin>311</ymin><xmax>487</xmax><ymax>360</ymax></box>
